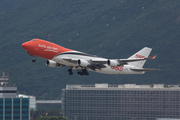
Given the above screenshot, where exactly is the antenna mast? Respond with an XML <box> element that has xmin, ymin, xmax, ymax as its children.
<box><xmin>0</xmin><ymin>72</ymin><xmax>9</xmax><ymax>86</ymax></box>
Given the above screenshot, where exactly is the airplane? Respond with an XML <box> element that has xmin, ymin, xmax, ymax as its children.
<box><xmin>22</xmin><ymin>38</ymin><xmax>159</xmax><ymax>75</ymax></box>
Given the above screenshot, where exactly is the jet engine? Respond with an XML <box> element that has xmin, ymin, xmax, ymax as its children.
<box><xmin>77</xmin><ymin>59</ymin><xmax>90</xmax><ymax>67</ymax></box>
<box><xmin>107</xmin><ymin>60</ymin><xmax>119</xmax><ymax>67</ymax></box>
<box><xmin>46</xmin><ymin>60</ymin><xmax>65</xmax><ymax>67</ymax></box>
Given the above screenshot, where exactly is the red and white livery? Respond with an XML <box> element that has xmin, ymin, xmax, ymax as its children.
<box><xmin>22</xmin><ymin>39</ymin><xmax>159</xmax><ymax>75</ymax></box>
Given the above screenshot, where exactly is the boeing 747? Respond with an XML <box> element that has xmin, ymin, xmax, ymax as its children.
<box><xmin>22</xmin><ymin>38</ymin><xmax>159</xmax><ymax>75</ymax></box>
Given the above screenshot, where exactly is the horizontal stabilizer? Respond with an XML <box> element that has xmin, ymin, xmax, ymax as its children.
<box><xmin>130</xmin><ymin>68</ymin><xmax>160</xmax><ymax>72</ymax></box>
<box><xmin>118</xmin><ymin>55</ymin><xmax>157</xmax><ymax>66</ymax></box>
<box><xmin>150</xmin><ymin>55</ymin><xmax>157</xmax><ymax>59</ymax></box>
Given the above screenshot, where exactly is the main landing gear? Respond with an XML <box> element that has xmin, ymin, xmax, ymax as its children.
<box><xmin>68</xmin><ymin>69</ymin><xmax>73</xmax><ymax>75</ymax></box>
<box><xmin>68</xmin><ymin>68</ymin><xmax>89</xmax><ymax>76</ymax></box>
<box><xmin>77</xmin><ymin>69</ymin><xmax>89</xmax><ymax>76</ymax></box>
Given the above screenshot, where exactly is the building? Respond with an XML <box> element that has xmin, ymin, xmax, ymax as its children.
<box><xmin>36</xmin><ymin>100</ymin><xmax>61</xmax><ymax>110</ymax></box>
<box><xmin>19</xmin><ymin>94</ymin><xmax>36</xmax><ymax>110</ymax></box>
<box><xmin>61</xmin><ymin>83</ymin><xmax>180</xmax><ymax>120</ymax></box>
<box><xmin>0</xmin><ymin>87</ymin><xmax>30</xmax><ymax>120</ymax></box>
<box><xmin>156</xmin><ymin>118</ymin><xmax>180</xmax><ymax>120</ymax></box>
<box><xmin>0</xmin><ymin>72</ymin><xmax>30</xmax><ymax>120</ymax></box>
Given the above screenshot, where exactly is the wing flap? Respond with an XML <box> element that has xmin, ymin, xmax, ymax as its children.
<box><xmin>91</xmin><ymin>59</ymin><xmax>107</xmax><ymax>64</ymax></box>
<box><xmin>62</xmin><ymin>57</ymin><xmax>78</xmax><ymax>64</ymax></box>
<box><xmin>88</xmin><ymin>64</ymin><xmax>106</xmax><ymax>71</ymax></box>
<box><xmin>62</xmin><ymin>57</ymin><xmax>107</xmax><ymax>70</ymax></box>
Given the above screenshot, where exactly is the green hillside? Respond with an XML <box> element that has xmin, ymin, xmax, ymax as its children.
<box><xmin>0</xmin><ymin>0</ymin><xmax>180</xmax><ymax>99</ymax></box>
<box><xmin>0</xmin><ymin>0</ymin><xmax>27</xmax><ymax>12</ymax></box>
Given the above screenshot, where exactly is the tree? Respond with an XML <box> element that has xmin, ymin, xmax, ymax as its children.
<box><xmin>30</xmin><ymin>109</ymin><xmax>65</xmax><ymax>120</ymax></box>
<box><xmin>48</xmin><ymin>108</ymin><xmax>61</xmax><ymax>116</ymax></box>
<box><xmin>37</xmin><ymin>116</ymin><xmax>68</xmax><ymax>120</ymax></box>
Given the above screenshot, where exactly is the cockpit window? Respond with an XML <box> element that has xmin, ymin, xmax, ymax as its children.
<box><xmin>31</xmin><ymin>39</ymin><xmax>36</xmax><ymax>41</ymax></box>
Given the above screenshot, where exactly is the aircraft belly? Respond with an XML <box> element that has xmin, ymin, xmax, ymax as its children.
<box><xmin>96</xmin><ymin>65</ymin><xmax>122</xmax><ymax>74</ymax></box>
<box><xmin>96</xmin><ymin>69</ymin><xmax>121</xmax><ymax>74</ymax></box>
<box><xmin>97</xmin><ymin>65</ymin><xmax>144</xmax><ymax>74</ymax></box>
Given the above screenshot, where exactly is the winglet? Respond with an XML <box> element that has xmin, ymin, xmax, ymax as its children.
<box><xmin>150</xmin><ymin>55</ymin><xmax>157</xmax><ymax>59</ymax></box>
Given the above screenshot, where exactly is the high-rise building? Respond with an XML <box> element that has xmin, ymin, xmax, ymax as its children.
<box><xmin>61</xmin><ymin>83</ymin><xmax>180</xmax><ymax>120</ymax></box>
<box><xmin>0</xmin><ymin>72</ymin><xmax>30</xmax><ymax>120</ymax></box>
<box><xmin>0</xmin><ymin>87</ymin><xmax>30</xmax><ymax>120</ymax></box>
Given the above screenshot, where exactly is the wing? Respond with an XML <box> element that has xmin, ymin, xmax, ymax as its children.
<box><xmin>62</xmin><ymin>55</ymin><xmax>156</xmax><ymax>70</ymax></box>
<box><xmin>62</xmin><ymin>57</ymin><xmax>106</xmax><ymax>71</ymax></box>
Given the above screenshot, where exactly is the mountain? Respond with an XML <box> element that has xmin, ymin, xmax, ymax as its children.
<box><xmin>0</xmin><ymin>0</ymin><xmax>28</xmax><ymax>12</ymax></box>
<box><xmin>0</xmin><ymin>0</ymin><xmax>179</xmax><ymax>99</ymax></box>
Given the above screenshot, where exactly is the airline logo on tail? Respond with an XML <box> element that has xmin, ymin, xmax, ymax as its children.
<box><xmin>22</xmin><ymin>38</ymin><xmax>159</xmax><ymax>76</ymax></box>
<box><xmin>135</xmin><ymin>54</ymin><xmax>145</xmax><ymax>59</ymax></box>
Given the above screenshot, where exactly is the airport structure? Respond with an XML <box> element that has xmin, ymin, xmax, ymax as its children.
<box><xmin>0</xmin><ymin>72</ymin><xmax>31</xmax><ymax>120</ymax></box>
<box><xmin>61</xmin><ymin>83</ymin><xmax>180</xmax><ymax>120</ymax></box>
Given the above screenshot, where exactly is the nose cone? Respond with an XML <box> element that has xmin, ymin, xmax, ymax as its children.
<box><xmin>21</xmin><ymin>42</ymin><xmax>26</xmax><ymax>49</ymax></box>
<box><xmin>22</xmin><ymin>41</ymin><xmax>33</xmax><ymax>51</ymax></box>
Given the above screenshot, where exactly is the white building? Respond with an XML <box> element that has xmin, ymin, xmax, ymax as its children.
<box><xmin>19</xmin><ymin>94</ymin><xmax>36</xmax><ymax>110</ymax></box>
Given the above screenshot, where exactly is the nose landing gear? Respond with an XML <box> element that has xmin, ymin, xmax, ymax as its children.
<box><xmin>32</xmin><ymin>56</ymin><xmax>36</xmax><ymax>62</ymax></box>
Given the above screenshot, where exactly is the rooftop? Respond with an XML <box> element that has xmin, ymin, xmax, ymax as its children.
<box><xmin>65</xmin><ymin>83</ymin><xmax>180</xmax><ymax>90</ymax></box>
